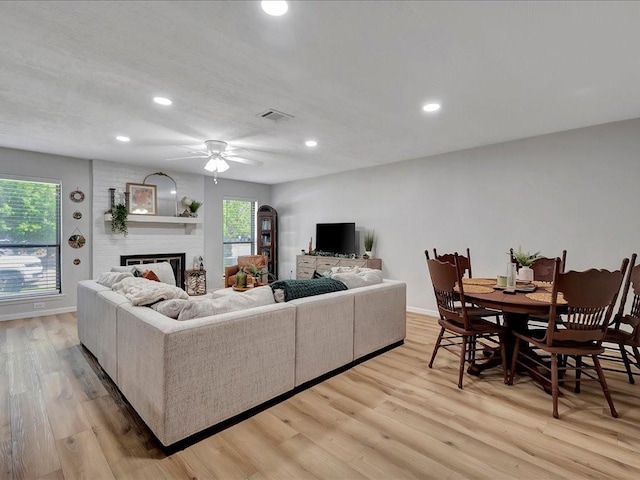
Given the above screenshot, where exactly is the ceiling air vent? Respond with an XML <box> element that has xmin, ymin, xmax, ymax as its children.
<box><xmin>258</xmin><ymin>109</ymin><xmax>294</xmax><ymax>122</ymax></box>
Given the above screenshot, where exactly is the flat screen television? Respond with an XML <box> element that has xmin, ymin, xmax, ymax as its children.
<box><xmin>315</xmin><ymin>222</ymin><xmax>356</xmax><ymax>255</ymax></box>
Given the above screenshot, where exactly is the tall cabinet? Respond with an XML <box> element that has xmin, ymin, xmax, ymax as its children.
<box><xmin>257</xmin><ymin>205</ymin><xmax>277</xmax><ymax>281</ymax></box>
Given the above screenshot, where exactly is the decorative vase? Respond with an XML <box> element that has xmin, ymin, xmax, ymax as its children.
<box><xmin>365</xmin><ymin>251</ymin><xmax>373</xmax><ymax>258</ymax></box>
<box><xmin>517</xmin><ymin>266</ymin><xmax>534</xmax><ymax>282</ymax></box>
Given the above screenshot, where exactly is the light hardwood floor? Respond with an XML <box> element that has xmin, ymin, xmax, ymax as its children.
<box><xmin>2</xmin><ymin>311</ymin><xmax>640</xmax><ymax>479</ymax></box>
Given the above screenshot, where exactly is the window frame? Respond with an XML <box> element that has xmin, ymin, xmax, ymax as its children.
<box><xmin>222</xmin><ymin>196</ymin><xmax>257</xmax><ymax>268</ymax></box>
<box><xmin>0</xmin><ymin>174</ymin><xmax>62</xmax><ymax>302</ymax></box>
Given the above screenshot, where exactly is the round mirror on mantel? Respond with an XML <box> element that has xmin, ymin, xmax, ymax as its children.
<box><xmin>143</xmin><ymin>172</ymin><xmax>177</xmax><ymax>217</ymax></box>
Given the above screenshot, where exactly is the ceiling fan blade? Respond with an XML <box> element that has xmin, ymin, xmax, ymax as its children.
<box><xmin>166</xmin><ymin>155</ymin><xmax>209</xmax><ymax>161</ymax></box>
<box><xmin>221</xmin><ymin>153</ymin><xmax>263</xmax><ymax>166</ymax></box>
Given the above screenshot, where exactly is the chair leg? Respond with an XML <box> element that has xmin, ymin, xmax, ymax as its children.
<box><xmin>632</xmin><ymin>345</ymin><xmax>640</xmax><ymax>368</ymax></box>
<box><xmin>458</xmin><ymin>335</ymin><xmax>468</xmax><ymax>389</ymax></box>
<box><xmin>592</xmin><ymin>354</ymin><xmax>618</xmax><ymax>418</ymax></box>
<box><xmin>551</xmin><ymin>354</ymin><xmax>559</xmax><ymax>419</ymax></box>
<box><xmin>499</xmin><ymin>333</ymin><xmax>508</xmax><ymax>384</ymax></box>
<box><xmin>574</xmin><ymin>356</ymin><xmax>582</xmax><ymax>393</ymax></box>
<box><xmin>428</xmin><ymin>327</ymin><xmax>445</xmax><ymax>369</ymax></box>
<box><xmin>619</xmin><ymin>345</ymin><xmax>635</xmax><ymax>384</ymax></box>
<box><xmin>508</xmin><ymin>337</ymin><xmax>521</xmax><ymax>385</ymax></box>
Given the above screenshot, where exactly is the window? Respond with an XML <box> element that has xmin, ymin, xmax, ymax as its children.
<box><xmin>222</xmin><ymin>198</ymin><xmax>256</xmax><ymax>268</ymax></box>
<box><xmin>0</xmin><ymin>176</ymin><xmax>61</xmax><ymax>299</ymax></box>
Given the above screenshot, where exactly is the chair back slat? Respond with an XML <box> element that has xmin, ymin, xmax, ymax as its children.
<box><xmin>547</xmin><ymin>258</ymin><xmax>629</xmax><ymax>346</ymax></box>
<box><xmin>433</xmin><ymin>248</ymin><xmax>472</xmax><ymax>278</ymax></box>
<box><xmin>631</xmin><ymin>295</ymin><xmax>640</xmax><ymax>319</ymax></box>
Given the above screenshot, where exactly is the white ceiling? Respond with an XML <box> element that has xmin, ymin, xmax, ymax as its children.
<box><xmin>1</xmin><ymin>1</ymin><xmax>639</xmax><ymax>184</ymax></box>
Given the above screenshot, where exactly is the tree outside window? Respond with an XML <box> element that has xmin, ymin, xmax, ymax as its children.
<box><xmin>222</xmin><ymin>199</ymin><xmax>256</xmax><ymax>268</ymax></box>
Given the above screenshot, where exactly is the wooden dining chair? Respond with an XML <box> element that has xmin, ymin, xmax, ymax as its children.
<box><xmin>601</xmin><ymin>253</ymin><xmax>640</xmax><ymax>384</ymax></box>
<box><xmin>433</xmin><ymin>247</ymin><xmax>472</xmax><ymax>277</ymax></box>
<box><xmin>515</xmin><ymin>250</ymin><xmax>568</xmax><ymax>327</ymax></box>
<box><xmin>530</xmin><ymin>250</ymin><xmax>568</xmax><ymax>282</ymax></box>
<box><xmin>509</xmin><ymin>248</ymin><xmax>567</xmax><ymax>281</ymax></box>
<box><xmin>508</xmin><ymin>257</ymin><xmax>629</xmax><ymax>418</ymax></box>
<box><xmin>426</xmin><ymin>253</ymin><xmax>507</xmax><ymax>389</ymax></box>
<box><xmin>426</xmin><ymin>249</ymin><xmax>502</xmax><ymax>324</ymax></box>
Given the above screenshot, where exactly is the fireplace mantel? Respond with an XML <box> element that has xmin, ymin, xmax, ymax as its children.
<box><xmin>104</xmin><ymin>213</ymin><xmax>202</xmax><ymax>233</ymax></box>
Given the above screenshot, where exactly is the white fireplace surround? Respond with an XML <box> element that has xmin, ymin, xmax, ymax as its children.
<box><xmin>92</xmin><ymin>160</ymin><xmax>205</xmax><ymax>280</ymax></box>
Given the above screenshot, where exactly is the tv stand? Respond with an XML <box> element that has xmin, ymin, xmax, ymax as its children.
<box><xmin>296</xmin><ymin>255</ymin><xmax>382</xmax><ymax>279</ymax></box>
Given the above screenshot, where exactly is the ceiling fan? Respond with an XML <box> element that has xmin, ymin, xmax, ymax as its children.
<box><xmin>167</xmin><ymin>140</ymin><xmax>263</xmax><ymax>183</ymax></box>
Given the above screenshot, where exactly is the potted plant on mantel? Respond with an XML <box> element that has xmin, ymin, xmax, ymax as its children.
<box><xmin>511</xmin><ymin>247</ymin><xmax>541</xmax><ymax>282</ymax></box>
<box><xmin>111</xmin><ymin>203</ymin><xmax>128</xmax><ymax>237</ymax></box>
<box><xmin>363</xmin><ymin>231</ymin><xmax>375</xmax><ymax>259</ymax></box>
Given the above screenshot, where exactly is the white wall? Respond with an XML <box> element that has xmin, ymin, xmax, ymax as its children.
<box><xmin>272</xmin><ymin>118</ymin><xmax>640</xmax><ymax>315</ymax></box>
<box><xmin>204</xmin><ymin>178</ymin><xmax>271</xmax><ymax>288</ymax></box>
<box><xmin>0</xmin><ymin>147</ymin><xmax>92</xmax><ymax>321</ymax></box>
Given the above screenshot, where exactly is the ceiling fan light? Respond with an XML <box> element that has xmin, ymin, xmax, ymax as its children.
<box><xmin>216</xmin><ymin>158</ymin><xmax>230</xmax><ymax>173</ymax></box>
<box><xmin>204</xmin><ymin>158</ymin><xmax>217</xmax><ymax>172</ymax></box>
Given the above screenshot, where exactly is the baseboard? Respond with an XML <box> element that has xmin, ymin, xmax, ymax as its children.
<box><xmin>0</xmin><ymin>306</ymin><xmax>76</xmax><ymax>322</ymax></box>
<box><xmin>407</xmin><ymin>306</ymin><xmax>438</xmax><ymax>317</ymax></box>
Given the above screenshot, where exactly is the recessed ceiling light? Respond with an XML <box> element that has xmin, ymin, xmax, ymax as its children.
<box><xmin>305</xmin><ymin>140</ymin><xmax>318</xmax><ymax>147</ymax></box>
<box><xmin>423</xmin><ymin>103</ymin><xmax>441</xmax><ymax>112</ymax></box>
<box><xmin>153</xmin><ymin>96</ymin><xmax>172</xmax><ymax>106</ymax></box>
<box><xmin>116</xmin><ymin>136</ymin><xmax>130</xmax><ymax>142</ymax></box>
<box><xmin>261</xmin><ymin>1</ymin><xmax>288</xmax><ymax>16</ymax></box>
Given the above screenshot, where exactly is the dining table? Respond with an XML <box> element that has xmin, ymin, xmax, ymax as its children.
<box><xmin>457</xmin><ymin>277</ymin><xmax>565</xmax><ymax>386</ymax></box>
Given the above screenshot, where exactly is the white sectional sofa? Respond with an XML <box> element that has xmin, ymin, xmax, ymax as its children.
<box><xmin>77</xmin><ymin>278</ymin><xmax>406</xmax><ymax>447</ymax></box>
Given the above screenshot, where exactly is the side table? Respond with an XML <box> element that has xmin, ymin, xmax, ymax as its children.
<box><xmin>185</xmin><ymin>269</ymin><xmax>207</xmax><ymax>296</ymax></box>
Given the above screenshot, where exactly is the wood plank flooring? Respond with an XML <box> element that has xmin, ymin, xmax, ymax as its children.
<box><xmin>2</xmin><ymin>311</ymin><xmax>640</xmax><ymax>479</ymax></box>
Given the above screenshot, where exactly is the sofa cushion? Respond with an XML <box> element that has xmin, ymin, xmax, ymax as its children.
<box><xmin>96</xmin><ymin>271</ymin><xmax>134</xmax><ymax>287</ymax></box>
<box><xmin>111</xmin><ymin>265</ymin><xmax>136</xmax><ymax>273</ymax></box>
<box><xmin>177</xmin><ymin>286</ymin><xmax>275</xmax><ymax>321</ymax></box>
<box><xmin>133</xmin><ymin>261</ymin><xmax>176</xmax><ymax>286</ymax></box>
<box><xmin>270</xmin><ymin>278</ymin><xmax>347</xmax><ymax>302</ymax></box>
<box><xmin>331</xmin><ymin>268</ymin><xmax>383</xmax><ymax>289</ymax></box>
<box><xmin>150</xmin><ymin>299</ymin><xmax>189</xmax><ymax>319</ymax></box>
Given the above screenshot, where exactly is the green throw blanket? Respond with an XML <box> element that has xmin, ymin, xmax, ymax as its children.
<box><xmin>270</xmin><ymin>278</ymin><xmax>347</xmax><ymax>302</ymax></box>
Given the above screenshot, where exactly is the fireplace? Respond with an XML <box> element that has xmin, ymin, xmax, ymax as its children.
<box><xmin>120</xmin><ymin>252</ymin><xmax>186</xmax><ymax>290</ymax></box>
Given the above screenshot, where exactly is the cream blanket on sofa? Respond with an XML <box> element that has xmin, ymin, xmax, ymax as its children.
<box><xmin>112</xmin><ymin>277</ymin><xmax>189</xmax><ymax>306</ymax></box>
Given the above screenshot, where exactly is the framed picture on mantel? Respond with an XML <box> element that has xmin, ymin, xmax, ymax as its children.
<box><xmin>127</xmin><ymin>183</ymin><xmax>157</xmax><ymax>215</ymax></box>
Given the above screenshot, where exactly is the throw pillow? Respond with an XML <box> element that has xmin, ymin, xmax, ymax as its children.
<box><xmin>111</xmin><ymin>266</ymin><xmax>136</xmax><ymax>273</ymax></box>
<box><xmin>96</xmin><ymin>271</ymin><xmax>133</xmax><ymax>287</ymax></box>
<box><xmin>331</xmin><ymin>265</ymin><xmax>361</xmax><ymax>274</ymax></box>
<box><xmin>177</xmin><ymin>286</ymin><xmax>275</xmax><ymax>321</ymax></box>
<box><xmin>134</xmin><ymin>261</ymin><xmax>176</xmax><ymax>285</ymax></box>
<box><xmin>142</xmin><ymin>270</ymin><xmax>160</xmax><ymax>282</ymax></box>
<box><xmin>331</xmin><ymin>268</ymin><xmax>383</xmax><ymax>289</ymax></box>
<box><xmin>150</xmin><ymin>299</ymin><xmax>189</xmax><ymax>319</ymax></box>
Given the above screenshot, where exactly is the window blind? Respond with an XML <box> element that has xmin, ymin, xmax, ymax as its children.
<box><xmin>0</xmin><ymin>177</ymin><xmax>61</xmax><ymax>299</ymax></box>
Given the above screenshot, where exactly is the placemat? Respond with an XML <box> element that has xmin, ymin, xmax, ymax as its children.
<box><xmin>455</xmin><ymin>284</ymin><xmax>493</xmax><ymax>294</ymax></box>
<box><xmin>532</xmin><ymin>280</ymin><xmax>553</xmax><ymax>288</ymax></box>
<box><xmin>462</xmin><ymin>278</ymin><xmax>495</xmax><ymax>286</ymax></box>
<box><xmin>526</xmin><ymin>292</ymin><xmax>567</xmax><ymax>304</ymax></box>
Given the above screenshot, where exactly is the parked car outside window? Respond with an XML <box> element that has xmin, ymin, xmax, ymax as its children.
<box><xmin>0</xmin><ymin>254</ymin><xmax>44</xmax><ymax>293</ymax></box>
